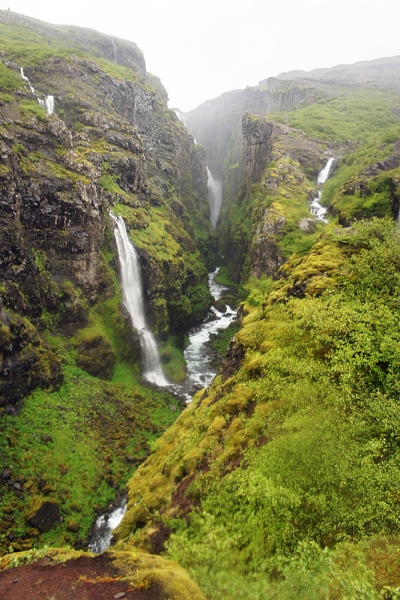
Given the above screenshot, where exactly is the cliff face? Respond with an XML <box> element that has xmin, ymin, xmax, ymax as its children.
<box><xmin>221</xmin><ymin>113</ymin><xmax>339</xmax><ymax>282</ymax></box>
<box><xmin>0</xmin><ymin>11</ymin><xmax>217</xmax><ymax>405</ymax></box>
<box><xmin>184</xmin><ymin>78</ymin><xmax>325</xmax><ymax>179</ymax></box>
<box><xmin>0</xmin><ymin>11</ymin><xmax>220</xmax><ymax>559</ymax></box>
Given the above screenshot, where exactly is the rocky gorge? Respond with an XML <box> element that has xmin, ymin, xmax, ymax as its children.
<box><xmin>2</xmin><ymin>9</ymin><xmax>400</xmax><ymax>600</ymax></box>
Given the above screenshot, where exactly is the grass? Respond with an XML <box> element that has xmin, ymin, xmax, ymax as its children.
<box><xmin>286</xmin><ymin>89</ymin><xmax>400</xmax><ymax>143</ymax></box>
<box><xmin>114</xmin><ymin>219</ymin><xmax>400</xmax><ymax>599</ymax></box>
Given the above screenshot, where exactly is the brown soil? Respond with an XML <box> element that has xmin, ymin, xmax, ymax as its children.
<box><xmin>0</xmin><ymin>554</ymin><xmax>159</xmax><ymax>600</ymax></box>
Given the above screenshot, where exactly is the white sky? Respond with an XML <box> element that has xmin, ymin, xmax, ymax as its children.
<box><xmin>1</xmin><ymin>0</ymin><xmax>400</xmax><ymax>112</ymax></box>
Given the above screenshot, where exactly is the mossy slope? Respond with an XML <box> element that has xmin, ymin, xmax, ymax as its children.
<box><xmin>115</xmin><ymin>219</ymin><xmax>400</xmax><ymax>598</ymax></box>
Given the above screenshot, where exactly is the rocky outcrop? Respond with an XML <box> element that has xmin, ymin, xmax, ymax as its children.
<box><xmin>223</xmin><ymin>114</ymin><xmax>333</xmax><ymax>281</ymax></box>
<box><xmin>184</xmin><ymin>78</ymin><xmax>325</xmax><ymax>179</ymax></box>
<box><xmin>0</xmin><ymin>15</ymin><xmax>217</xmax><ymax>404</ymax></box>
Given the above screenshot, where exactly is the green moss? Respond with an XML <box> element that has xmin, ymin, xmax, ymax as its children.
<box><xmin>110</xmin><ymin>219</ymin><xmax>400</xmax><ymax>597</ymax></box>
<box><xmin>285</xmin><ymin>89</ymin><xmax>400</xmax><ymax>143</ymax></box>
<box><xmin>19</xmin><ymin>99</ymin><xmax>47</xmax><ymax>120</ymax></box>
<box><xmin>0</xmin><ymin>61</ymin><xmax>23</xmax><ymax>91</ymax></box>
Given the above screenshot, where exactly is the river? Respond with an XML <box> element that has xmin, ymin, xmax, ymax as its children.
<box><xmin>88</xmin><ymin>267</ymin><xmax>237</xmax><ymax>552</ymax></box>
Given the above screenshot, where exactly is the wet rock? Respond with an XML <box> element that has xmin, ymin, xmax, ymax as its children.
<box><xmin>66</xmin><ymin>520</ymin><xmax>79</xmax><ymax>533</ymax></box>
<box><xmin>1</xmin><ymin>468</ymin><xmax>11</xmax><ymax>480</ymax></box>
<box><xmin>298</xmin><ymin>217</ymin><xmax>316</xmax><ymax>233</ymax></box>
<box><xmin>214</xmin><ymin>298</ymin><xmax>227</xmax><ymax>313</ymax></box>
<box><xmin>287</xmin><ymin>281</ymin><xmax>308</xmax><ymax>299</ymax></box>
<box><xmin>26</xmin><ymin>498</ymin><xmax>60</xmax><ymax>533</ymax></box>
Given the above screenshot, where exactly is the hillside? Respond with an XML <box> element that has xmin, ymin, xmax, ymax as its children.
<box><xmin>2</xmin><ymin>10</ymin><xmax>400</xmax><ymax>600</ymax></box>
<box><xmin>0</xmin><ymin>8</ymin><xmax>216</xmax><ymax>565</ymax></box>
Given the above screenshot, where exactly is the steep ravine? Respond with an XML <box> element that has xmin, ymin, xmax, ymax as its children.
<box><xmin>0</xmin><ymin>10</ymin><xmax>217</xmax><ymax>569</ymax></box>
<box><xmin>2</xmin><ymin>10</ymin><xmax>400</xmax><ymax>600</ymax></box>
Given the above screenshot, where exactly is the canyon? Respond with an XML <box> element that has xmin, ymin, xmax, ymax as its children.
<box><xmin>1</xmin><ymin>9</ymin><xmax>400</xmax><ymax>600</ymax></box>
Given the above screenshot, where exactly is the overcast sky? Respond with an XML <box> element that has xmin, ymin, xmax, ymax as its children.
<box><xmin>1</xmin><ymin>0</ymin><xmax>400</xmax><ymax>112</ymax></box>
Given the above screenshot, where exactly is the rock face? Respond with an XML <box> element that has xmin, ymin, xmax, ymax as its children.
<box><xmin>0</xmin><ymin>11</ymin><xmax>217</xmax><ymax>403</ymax></box>
<box><xmin>26</xmin><ymin>497</ymin><xmax>60</xmax><ymax>533</ymax></box>
<box><xmin>184</xmin><ymin>78</ymin><xmax>325</xmax><ymax>179</ymax></box>
<box><xmin>223</xmin><ymin>113</ymin><xmax>335</xmax><ymax>282</ymax></box>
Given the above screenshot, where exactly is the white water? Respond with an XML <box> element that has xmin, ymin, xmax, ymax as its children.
<box><xmin>182</xmin><ymin>269</ymin><xmax>236</xmax><ymax>399</ymax></box>
<box><xmin>173</xmin><ymin>109</ymin><xmax>198</xmax><ymax>143</ymax></box>
<box><xmin>112</xmin><ymin>40</ymin><xmax>118</xmax><ymax>63</ymax></box>
<box><xmin>310</xmin><ymin>157</ymin><xmax>334</xmax><ymax>221</ymax></box>
<box><xmin>21</xmin><ymin>67</ymin><xmax>35</xmax><ymax>94</ymax></box>
<box><xmin>45</xmin><ymin>95</ymin><xmax>55</xmax><ymax>115</ymax></box>
<box><xmin>89</xmin><ymin>500</ymin><xmax>127</xmax><ymax>554</ymax></box>
<box><xmin>111</xmin><ymin>213</ymin><xmax>168</xmax><ymax>386</ymax></box>
<box><xmin>207</xmin><ymin>167</ymin><xmax>223</xmax><ymax>228</ymax></box>
<box><xmin>20</xmin><ymin>68</ymin><xmax>55</xmax><ymax>115</ymax></box>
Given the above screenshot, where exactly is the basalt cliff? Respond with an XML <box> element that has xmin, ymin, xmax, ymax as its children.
<box><xmin>2</xmin><ymin>10</ymin><xmax>400</xmax><ymax>600</ymax></box>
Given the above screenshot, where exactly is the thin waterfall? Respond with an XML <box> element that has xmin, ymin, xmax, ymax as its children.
<box><xmin>111</xmin><ymin>213</ymin><xmax>168</xmax><ymax>386</ymax></box>
<box><xmin>20</xmin><ymin>68</ymin><xmax>55</xmax><ymax>116</ymax></box>
<box><xmin>310</xmin><ymin>157</ymin><xmax>334</xmax><ymax>221</ymax></box>
<box><xmin>207</xmin><ymin>167</ymin><xmax>223</xmax><ymax>228</ymax></box>
<box><xmin>45</xmin><ymin>95</ymin><xmax>55</xmax><ymax>115</ymax></box>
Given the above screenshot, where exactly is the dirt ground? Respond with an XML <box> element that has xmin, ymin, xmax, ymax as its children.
<box><xmin>0</xmin><ymin>554</ymin><xmax>160</xmax><ymax>600</ymax></box>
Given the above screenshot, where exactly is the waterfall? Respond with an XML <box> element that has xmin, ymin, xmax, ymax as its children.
<box><xmin>21</xmin><ymin>67</ymin><xmax>35</xmax><ymax>94</ymax></box>
<box><xmin>89</xmin><ymin>499</ymin><xmax>127</xmax><ymax>554</ymax></box>
<box><xmin>20</xmin><ymin>68</ymin><xmax>55</xmax><ymax>116</ymax></box>
<box><xmin>173</xmin><ymin>109</ymin><xmax>198</xmax><ymax>143</ymax></box>
<box><xmin>112</xmin><ymin>40</ymin><xmax>118</xmax><ymax>63</ymax></box>
<box><xmin>318</xmin><ymin>157</ymin><xmax>334</xmax><ymax>185</ymax></box>
<box><xmin>45</xmin><ymin>95</ymin><xmax>55</xmax><ymax>115</ymax></box>
<box><xmin>310</xmin><ymin>157</ymin><xmax>334</xmax><ymax>221</ymax></box>
<box><xmin>111</xmin><ymin>213</ymin><xmax>168</xmax><ymax>386</ymax></box>
<box><xmin>207</xmin><ymin>167</ymin><xmax>223</xmax><ymax>228</ymax></box>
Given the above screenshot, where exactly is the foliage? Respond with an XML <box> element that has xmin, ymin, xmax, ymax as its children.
<box><xmin>0</xmin><ymin>62</ymin><xmax>22</xmax><ymax>92</ymax></box>
<box><xmin>286</xmin><ymin>90</ymin><xmax>400</xmax><ymax>143</ymax></box>
<box><xmin>19</xmin><ymin>99</ymin><xmax>47</xmax><ymax>120</ymax></box>
<box><xmin>117</xmin><ymin>219</ymin><xmax>400</xmax><ymax>597</ymax></box>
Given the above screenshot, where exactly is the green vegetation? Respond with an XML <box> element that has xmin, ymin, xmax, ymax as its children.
<box><xmin>286</xmin><ymin>90</ymin><xmax>400</xmax><ymax>143</ymax></box>
<box><xmin>19</xmin><ymin>99</ymin><xmax>47</xmax><ymax>120</ymax></box>
<box><xmin>114</xmin><ymin>219</ymin><xmax>400</xmax><ymax>598</ymax></box>
<box><xmin>0</xmin><ymin>61</ymin><xmax>23</xmax><ymax>91</ymax></box>
<box><xmin>0</xmin><ymin>279</ymin><xmax>182</xmax><ymax>554</ymax></box>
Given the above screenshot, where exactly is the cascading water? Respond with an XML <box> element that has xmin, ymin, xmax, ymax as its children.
<box><xmin>21</xmin><ymin>67</ymin><xmax>35</xmax><ymax>94</ymax></box>
<box><xmin>20</xmin><ymin>67</ymin><xmax>55</xmax><ymax>116</ymax></box>
<box><xmin>45</xmin><ymin>95</ymin><xmax>55</xmax><ymax>115</ymax></box>
<box><xmin>181</xmin><ymin>268</ymin><xmax>237</xmax><ymax>400</ymax></box>
<box><xmin>207</xmin><ymin>167</ymin><xmax>223</xmax><ymax>228</ymax></box>
<box><xmin>112</xmin><ymin>40</ymin><xmax>118</xmax><ymax>63</ymax></box>
<box><xmin>111</xmin><ymin>213</ymin><xmax>168</xmax><ymax>386</ymax></box>
<box><xmin>89</xmin><ymin>499</ymin><xmax>127</xmax><ymax>554</ymax></box>
<box><xmin>310</xmin><ymin>157</ymin><xmax>335</xmax><ymax>221</ymax></box>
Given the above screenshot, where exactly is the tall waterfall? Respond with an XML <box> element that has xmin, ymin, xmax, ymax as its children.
<box><xmin>310</xmin><ymin>157</ymin><xmax>335</xmax><ymax>221</ymax></box>
<box><xmin>111</xmin><ymin>214</ymin><xmax>168</xmax><ymax>386</ymax></box>
<box><xmin>207</xmin><ymin>167</ymin><xmax>223</xmax><ymax>228</ymax></box>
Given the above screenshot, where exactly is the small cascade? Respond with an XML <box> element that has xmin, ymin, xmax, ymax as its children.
<box><xmin>45</xmin><ymin>95</ymin><xmax>55</xmax><ymax>115</ymax></box>
<box><xmin>173</xmin><ymin>109</ymin><xmax>198</xmax><ymax>143</ymax></box>
<box><xmin>20</xmin><ymin>67</ymin><xmax>55</xmax><ymax>116</ymax></box>
<box><xmin>181</xmin><ymin>268</ymin><xmax>237</xmax><ymax>400</ymax></box>
<box><xmin>112</xmin><ymin>40</ymin><xmax>118</xmax><ymax>63</ymax></box>
<box><xmin>310</xmin><ymin>157</ymin><xmax>335</xmax><ymax>221</ymax></box>
<box><xmin>89</xmin><ymin>499</ymin><xmax>127</xmax><ymax>554</ymax></box>
<box><xmin>21</xmin><ymin>67</ymin><xmax>35</xmax><ymax>94</ymax></box>
<box><xmin>111</xmin><ymin>213</ymin><xmax>168</xmax><ymax>386</ymax></box>
<box><xmin>207</xmin><ymin>167</ymin><xmax>223</xmax><ymax>228</ymax></box>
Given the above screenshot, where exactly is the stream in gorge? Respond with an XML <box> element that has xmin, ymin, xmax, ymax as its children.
<box><xmin>89</xmin><ymin>156</ymin><xmax>336</xmax><ymax>553</ymax></box>
<box><xmin>89</xmin><ymin>222</ymin><xmax>237</xmax><ymax>552</ymax></box>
